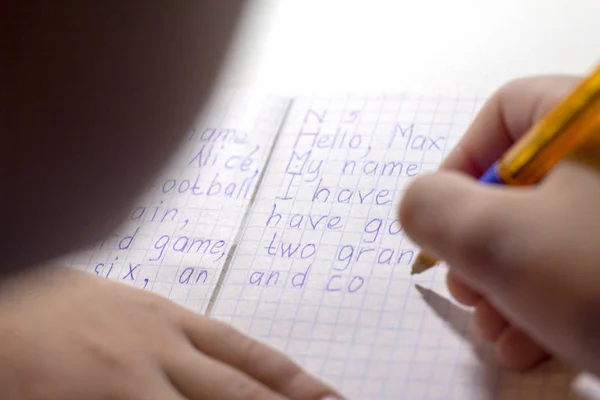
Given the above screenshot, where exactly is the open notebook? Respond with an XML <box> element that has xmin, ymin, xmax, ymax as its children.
<box><xmin>65</xmin><ymin>91</ymin><xmax>600</xmax><ymax>399</ymax></box>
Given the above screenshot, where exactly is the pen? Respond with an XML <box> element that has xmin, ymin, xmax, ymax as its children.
<box><xmin>411</xmin><ymin>63</ymin><xmax>600</xmax><ymax>275</ymax></box>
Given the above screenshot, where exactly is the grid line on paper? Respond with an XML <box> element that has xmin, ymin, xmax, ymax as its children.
<box><xmin>272</xmin><ymin>95</ymin><xmax>339</xmax><ymax>364</ymax></box>
<box><xmin>182</xmin><ymin>92</ymin><xmax>254</xmax><ymax>313</ymax></box>
<box><xmin>287</xmin><ymin>95</ymin><xmax>356</xmax><ymax>371</ymax></box>
<box><xmin>129</xmin><ymin>93</ymin><xmax>233</xmax><ymax>299</ymax></box>
<box><xmin>134</xmin><ymin>92</ymin><xmax>231</xmax><ymax>296</ymax></box>
<box><xmin>243</xmin><ymin>97</ymin><xmax>317</xmax><ymax>347</ymax></box>
<box><xmin>354</xmin><ymin>93</ymin><xmax>408</xmax><ymax>395</ymax></box>
<box><xmin>144</xmin><ymin>91</ymin><xmax>248</xmax><ymax>309</ymax></box>
<box><xmin>63</xmin><ymin>91</ymin><xmax>291</xmax><ymax>314</ymax></box>
<box><xmin>159</xmin><ymin>91</ymin><xmax>241</xmax><ymax>310</ymax></box>
<box><xmin>194</xmin><ymin>93</ymin><xmax>255</xmax><ymax>313</ymax></box>
<box><xmin>380</xmin><ymin>93</ymin><xmax>427</xmax><ymax>397</ymax></box>
<box><xmin>418</xmin><ymin>92</ymin><xmax>458</xmax><ymax>400</ymax></box>
<box><xmin>444</xmin><ymin>95</ymin><xmax>490</xmax><ymax>398</ymax></box>
<box><xmin>243</xmin><ymin>95</ymin><xmax>339</xmax><ymax>357</ymax></box>
<box><xmin>178</xmin><ymin>94</ymin><xmax>291</xmax><ymax>311</ymax></box>
<box><xmin>331</xmin><ymin>94</ymin><xmax>388</xmax><ymax>393</ymax></box>
<box><xmin>205</xmin><ymin>97</ymin><xmax>294</xmax><ymax>316</ymax></box>
<box><xmin>207</xmin><ymin>96</ymin><xmax>314</xmax><ymax>331</ymax></box>
<box><xmin>398</xmin><ymin>95</ymin><xmax>442</xmax><ymax>399</ymax></box>
<box><xmin>136</xmin><ymin>91</ymin><xmax>222</xmax><ymax>301</ymax></box>
<box><xmin>312</xmin><ymin>94</ymin><xmax>368</xmax><ymax>380</ymax></box>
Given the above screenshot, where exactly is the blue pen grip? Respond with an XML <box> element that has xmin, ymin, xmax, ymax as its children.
<box><xmin>479</xmin><ymin>162</ymin><xmax>504</xmax><ymax>185</ymax></box>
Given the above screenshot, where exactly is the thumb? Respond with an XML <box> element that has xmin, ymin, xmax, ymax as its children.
<box><xmin>399</xmin><ymin>170</ymin><xmax>540</xmax><ymax>294</ymax></box>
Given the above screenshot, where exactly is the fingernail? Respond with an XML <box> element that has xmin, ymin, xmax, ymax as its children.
<box><xmin>321</xmin><ymin>396</ymin><xmax>344</xmax><ymax>400</ymax></box>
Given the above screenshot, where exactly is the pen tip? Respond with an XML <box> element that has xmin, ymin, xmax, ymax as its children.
<box><xmin>410</xmin><ymin>253</ymin><xmax>439</xmax><ymax>275</ymax></box>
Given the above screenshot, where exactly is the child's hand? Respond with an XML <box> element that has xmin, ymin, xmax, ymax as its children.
<box><xmin>399</xmin><ymin>75</ymin><xmax>600</xmax><ymax>376</ymax></box>
<box><xmin>0</xmin><ymin>267</ymin><xmax>341</xmax><ymax>400</ymax></box>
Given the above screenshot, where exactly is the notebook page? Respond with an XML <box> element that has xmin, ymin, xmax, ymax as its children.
<box><xmin>65</xmin><ymin>91</ymin><xmax>290</xmax><ymax>314</ymax></box>
<box><xmin>211</xmin><ymin>93</ymin><xmax>600</xmax><ymax>400</ymax></box>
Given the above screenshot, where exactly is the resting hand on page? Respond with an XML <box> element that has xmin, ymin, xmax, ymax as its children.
<box><xmin>400</xmin><ymin>75</ymin><xmax>600</xmax><ymax>376</ymax></box>
<box><xmin>0</xmin><ymin>266</ymin><xmax>342</xmax><ymax>400</ymax></box>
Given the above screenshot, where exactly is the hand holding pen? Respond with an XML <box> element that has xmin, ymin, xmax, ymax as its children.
<box><xmin>399</xmin><ymin>70</ymin><xmax>600</xmax><ymax>374</ymax></box>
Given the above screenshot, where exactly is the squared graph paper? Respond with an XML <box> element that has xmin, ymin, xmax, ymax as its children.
<box><xmin>211</xmin><ymin>93</ymin><xmax>600</xmax><ymax>400</ymax></box>
<box><xmin>64</xmin><ymin>91</ymin><xmax>291</xmax><ymax>314</ymax></box>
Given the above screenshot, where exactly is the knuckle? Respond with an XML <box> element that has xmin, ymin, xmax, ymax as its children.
<box><xmin>236</xmin><ymin>334</ymin><xmax>265</xmax><ymax>369</ymax></box>
<box><xmin>274</xmin><ymin>358</ymin><xmax>303</xmax><ymax>384</ymax></box>
<box><xmin>201</xmin><ymin>318</ymin><xmax>264</xmax><ymax>368</ymax></box>
<box><xmin>138</xmin><ymin>292</ymin><xmax>172</xmax><ymax>315</ymax></box>
<box><xmin>204</xmin><ymin>317</ymin><xmax>238</xmax><ymax>342</ymax></box>
<box><xmin>230</xmin><ymin>377</ymin><xmax>271</xmax><ymax>400</ymax></box>
<box><xmin>497</xmin><ymin>76</ymin><xmax>531</xmax><ymax>95</ymax></box>
<box><xmin>81</xmin><ymin>337</ymin><xmax>131</xmax><ymax>372</ymax></box>
<box><xmin>236</xmin><ymin>334</ymin><xmax>303</xmax><ymax>391</ymax></box>
<box><xmin>273</xmin><ymin>363</ymin><xmax>309</xmax><ymax>394</ymax></box>
<box><xmin>209</xmin><ymin>317</ymin><xmax>233</xmax><ymax>331</ymax></box>
<box><xmin>495</xmin><ymin>76</ymin><xmax>549</xmax><ymax>105</ymax></box>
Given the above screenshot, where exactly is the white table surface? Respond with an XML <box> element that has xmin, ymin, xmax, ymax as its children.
<box><xmin>218</xmin><ymin>0</ymin><xmax>600</xmax><ymax>97</ymax></box>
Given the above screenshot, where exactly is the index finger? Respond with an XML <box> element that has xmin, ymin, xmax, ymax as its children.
<box><xmin>441</xmin><ymin>75</ymin><xmax>580</xmax><ymax>176</ymax></box>
<box><xmin>181</xmin><ymin>314</ymin><xmax>343</xmax><ymax>400</ymax></box>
